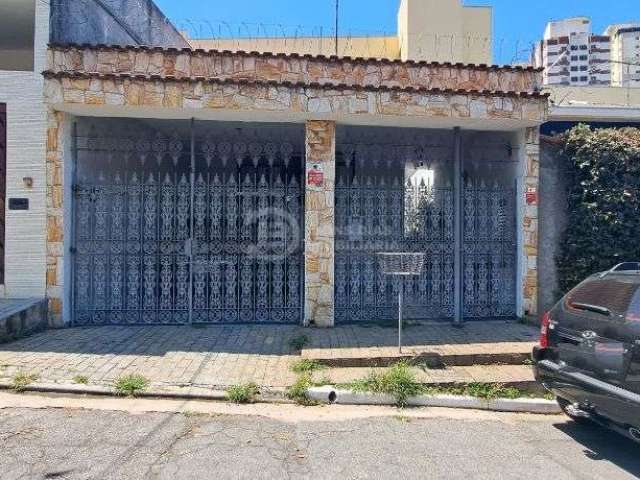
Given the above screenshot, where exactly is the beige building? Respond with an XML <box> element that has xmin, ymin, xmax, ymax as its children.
<box><xmin>190</xmin><ymin>0</ymin><xmax>493</xmax><ymax>65</ymax></box>
<box><xmin>606</xmin><ymin>24</ymin><xmax>640</xmax><ymax>87</ymax></box>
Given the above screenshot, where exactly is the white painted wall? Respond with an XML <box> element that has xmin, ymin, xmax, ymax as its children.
<box><xmin>0</xmin><ymin>0</ymin><xmax>49</xmax><ymax>298</ymax></box>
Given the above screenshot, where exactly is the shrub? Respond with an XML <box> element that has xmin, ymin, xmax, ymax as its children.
<box><xmin>558</xmin><ymin>125</ymin><xmax>640</xmax><ymax>293</ymax></box>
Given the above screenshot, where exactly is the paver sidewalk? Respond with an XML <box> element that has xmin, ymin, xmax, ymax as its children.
<box><xmin>0</xmin><ymin>321</ymin><xmax>538</xmax><ymax>390</ymax></box>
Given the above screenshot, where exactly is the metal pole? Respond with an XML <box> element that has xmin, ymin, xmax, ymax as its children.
<box><xmin>453</xmin><ymin>127</ymin><xmax>463</xmax><ymax>326</ymax></box>
<box><xmin>188</xmin><ymin>118</ymin><xmax>195</xmax><ymax>325</ymax></box>
<box><xmin>398</xmin><ymin>288</ymin><xmax>403</xmax><ymax>354</ymax></box>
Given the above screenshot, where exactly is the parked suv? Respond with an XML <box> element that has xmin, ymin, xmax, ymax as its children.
<box><xmin>532</xmin><ymin>263</ymin><xmax>640</xmax><ymax>443</ymax></box>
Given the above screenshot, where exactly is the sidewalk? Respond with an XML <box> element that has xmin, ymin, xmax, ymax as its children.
<box><xmin>0</xmin><ymin>321</ymin><xmax>538</xmax><ymax>390</ymax></box>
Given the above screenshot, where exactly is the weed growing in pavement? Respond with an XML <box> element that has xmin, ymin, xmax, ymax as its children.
<box><xmin>290</xmin><ymin>359</ymin><xmax>326</xmax><ymax>374</ymax></box>
<box><xmin>286</xmin><ymin>373</ymin><xmax>317</xmax><ymax>405</ymax></box>
<box><xmin>393</xmin><ymin>414</ymin><xmax>411</xmax><ymax>423</ymax></box>
<box><xmin>423</xmin><ymin>383</ymin><xmax>524</xmax><ymax>400</ymax></box>
<box><xmin>114</xmin><ymin>374</ymin><xmax>149</xmax><ymax>397</ymax></box>
<box><xmin>11</xmin><ymin>372</ymin><xmax>38</xmax><ymax>392</ymax></box>
<box><xmin>349</xmin><ymin>361</ymin><xmax>425</xmax><ymax>407</ymax></box>
<box><xmin>72</xmin><ymin>375</ymin><xmax>89</xmax><ymax>384</ymax></box>
<box><xmin>226</xmin><ymin>382</ymin><xmax>260</xmax><ymax>404</ymax></box>
<box><xmin>312</xmin><ymin>375</ymin><xmax>333</xmax><ymax>387</ymax></box>
<box><xmin>288</xmin><ymin>335</ymin><xmax>310</xmax><ymax>351</ymax></box>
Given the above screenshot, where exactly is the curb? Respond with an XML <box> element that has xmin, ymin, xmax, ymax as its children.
<box><xmin>307</xmin><ymin>386</ymin><xmax>561</xmax><ymax>414</ymax></box>
<box><xmin>0</xmin><ymin>382</ymin><xmax>291</xmax><ymax>404</ymax></box>
<box><xmin>306</xmin><ymin>352</ymin><xmax>530</xmax><ymax>368</ymax></box>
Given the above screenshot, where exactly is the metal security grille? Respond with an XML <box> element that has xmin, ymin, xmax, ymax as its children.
<box><xmin>72</xmin><ymin>119</ymin><xmax>304</xmax><ymax>325</ymax></box>
<box><xmin>463</xmin><ymin>181</ymin><xmax>517</xmax><ymax>318</ymax></box>
<box><xmin>335</xmin><ymin>127</ymin><xmax>518</xmax><ymax>324</ymax></box>
<box><xmin>335</xmin><ymin>138</ymin><xmax>456</xmax><ymax>324</ymax></box>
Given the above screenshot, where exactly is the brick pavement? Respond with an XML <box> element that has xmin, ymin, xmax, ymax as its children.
<box><xmin>0</xmin><ymin>321</ymin><xmax>538</xmax><ymax>390</ymax></box>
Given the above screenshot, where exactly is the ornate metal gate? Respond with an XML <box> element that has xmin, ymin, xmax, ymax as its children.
<box><xmin>72</xmin><ymin>120</ymin><xmax>304</xmax><ymax>325</ymax></box>
<box><xmin>463</xmin><ymin>181</ymin><xmax>516</xmax><ymax>318</ymax></box>
<box><xmin>334</xmin><ymin>128</ymin><xmax>517</xmax><ymax>324</ymax></box>
<box><xmin>335</xmin><ymin>136</ymin><xmax>456</xmax><ymax>324</ymax></box>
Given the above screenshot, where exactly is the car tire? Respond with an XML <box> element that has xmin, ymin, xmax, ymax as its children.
<box><xmin>557</xmin><ymin>397</ymin><xmax>589</xmax><ymax>424</ymax></box>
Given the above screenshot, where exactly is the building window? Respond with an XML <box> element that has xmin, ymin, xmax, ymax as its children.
<box><xmin>0</xmin><ymin>0</ymin><xmax>35</xmax><ymax>71</ymax></box>
<box><xmin>580</xmin><ymin>66</ymin><xmax>588</xmax><ymax>71</ymax></box>
<box><xmin>580</xmin><ymin>76</ymin><xmax>588</xmax><ymax>81</ymax></box>
<box><xmin>570</xmin><ymin>45</ymin><xmax>578</xmax><ymax>51</ymax></box>
<box><xmin>580</xmin><ymin>45</ymin><xmax>588</xmax><ymax>50</ymax></box>
<box><xmin>571</xmin><ymin>55</ymin><xmax>578</xmax><ymax>61</ymax></box>
<box><xmin>571</xmin><ymin>77</ymin><xmax>578</xmax><ymax>82</ymax></box>
<box><xmin>579</xmin><ymin>55</ymin><xmax>588</xmax><ymax>60</ymax></box>
<box><xmin>571</xmin><ymin>66</ymin><xmax>578</xmax><ymax>71</ymax></box>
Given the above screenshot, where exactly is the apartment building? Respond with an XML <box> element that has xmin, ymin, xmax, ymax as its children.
<box><xmin>606</xmin><ymin>24</ymin><xmax>640</xmax><ymax>87</ymax></box>
<box><xmin>533</xmin><ymin>17</ymin><xmax>611</xmax><ymax>86</ymax></box>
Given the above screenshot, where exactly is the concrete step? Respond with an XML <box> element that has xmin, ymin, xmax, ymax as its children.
<box><xmin>317</xmin><ymin>364</ymin><xmax>540</xmax><ymax>392</ymax></box>
<box><xmin>0</xmin><ymin>298</ymin><xmax>48</xmax><ymax>343</ymax></box>
<box><xmin>302</xmin><ymin>341</ymin><xmax>536</xmax><ymax>368</ymax></box>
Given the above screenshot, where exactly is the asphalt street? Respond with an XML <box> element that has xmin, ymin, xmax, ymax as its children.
<box><xmin>0</xmin><ymin>404</ymin><xmax>638</xmax><ymax>479</ymax></box>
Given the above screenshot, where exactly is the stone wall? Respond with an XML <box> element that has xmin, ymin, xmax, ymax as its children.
<box><xmin>45</xmin><ymin>110</ymin><xmax>65</xmax><ymax>326</ymax></box>
<box><xmin>47</xmin><ymin>44</ymin><xmax>543</xmax><ymax>96</ymax></box>
<box><xmin>44</xmin><ymin>75</ymin><xmax>547</xmax><ymax>124</ymax></box>
<box><xmin>304</xmin><ymin>121</ymin><xmax>336</xmax><ymax>327</ymax></box>
<box><xmin>522</xmin><ymin>127</ymin><xmax>540</xmax><ymax>316</ymax></box>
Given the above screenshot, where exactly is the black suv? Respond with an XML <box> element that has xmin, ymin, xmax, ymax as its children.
<box><xmin>533</xmin><ymin>263</ymin><xmax>640</xmax><ymax>443</ymax></box>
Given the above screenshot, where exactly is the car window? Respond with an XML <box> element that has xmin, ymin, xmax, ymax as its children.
<box><xmin>626</xmin><ymin>286</ymin><xmax>640</xmax><ymax>323</ymax></box>
<box><xmin>566</xmin><ymin>279</ymin><xmax>639</xmax><ymax>317</ymax></box>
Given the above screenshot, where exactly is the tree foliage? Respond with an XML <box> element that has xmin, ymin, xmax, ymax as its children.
<box><xmin>558</xmin><ymin>124</ymin><xmax>640</xmax><ymax>293</ymax></box>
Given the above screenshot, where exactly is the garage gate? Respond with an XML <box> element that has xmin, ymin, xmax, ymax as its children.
<box><xmin>72</xmin><ymin>119</ymin><xmax>305</xmax><ymax>325</ymax></box>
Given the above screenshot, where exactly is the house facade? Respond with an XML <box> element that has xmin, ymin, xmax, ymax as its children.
<box><xmin>2</xmin><ymin>0</ymin><xmax>547</xmax><ymax>328</ymax></box>
<box><xmin>43</xmin><ymin>45</ymin><xmax>546</xmax><ymax>327</ymax></box>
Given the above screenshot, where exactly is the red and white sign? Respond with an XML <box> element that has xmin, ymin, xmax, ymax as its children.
<box><xmin>526</xmin><ymin>186</ymin><xmax>538</xmax><ymax>205</ymax></box>
<box><xmin>307</xmin><ymin>164</ymin><xmax>324</xmax><ymax>188</ymax></box>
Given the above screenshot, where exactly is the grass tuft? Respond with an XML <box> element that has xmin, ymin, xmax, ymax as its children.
<box><xmin>290</xmin><ymin>359</ymin><xmax>326</xmax><ymax>374</ymax></box>
<box><xmin>114</xmin><ymin>374</ymin><xmax>149</xmax><ymax>397</ymax></box>
<box><xmin>349</xmin><ymin>361</ymin><xmax>424</xmax><ymax>407</ymax></box>
<box><xmin>226</xmin><ymin>382</ymin><xmax>260</xmax><ymax>404</ymax></box>
<box><xmin>72</xmin><ymin>375</ymin><xmax>89</xmax><ymax>385</ymax></box>
<box><xmin>288</xmin><ymin>335</ymin><xmax>310</xmax><ymax>351</ymax></box>
<box><xmin>423</xmin><ymin>383</ymin><xmax>524</xmax><ymax>400</ymax></box>
<box><xmin>12</xmin><ymin>372</ymin><xmax>38</xmax><ymax>392</ymax></box>
<box><xmin>286</xmin><ymin>373</ymin><xmax>317</xmax><ymax>405</ymax></box>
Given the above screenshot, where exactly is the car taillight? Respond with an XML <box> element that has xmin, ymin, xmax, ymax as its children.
<box><xmin>540</xmin><ymin>311</ymin><xmax>551</xmax><ymax>348</ymax></box>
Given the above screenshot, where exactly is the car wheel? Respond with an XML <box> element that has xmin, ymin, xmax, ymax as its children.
<box><xmin>557</xmin><ymin>397</ymin><xmax>589</xmax><ymax>423</ymax></box>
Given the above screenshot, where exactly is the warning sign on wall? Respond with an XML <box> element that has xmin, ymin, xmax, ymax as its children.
<box><xmin>307</xmin><ymin>164</ymin><xmax>324</xmax><ymax>189</ymax></box>
<box><xmin>525</xmin><ymin>186</ymin><xmax>538</xmax><ymax>205</ymax></box>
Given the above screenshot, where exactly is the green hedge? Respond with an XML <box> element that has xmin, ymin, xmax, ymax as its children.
<box><xmin>558</xmin><ymin>125</ymin><xmax>640</xmax><ymax>293</ymax></box>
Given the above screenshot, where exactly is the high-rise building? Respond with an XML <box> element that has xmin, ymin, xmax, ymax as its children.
<box><xmin>533</xmin><ymin>17</ymin><xmax>611</xmax><ymax>86</ymax></box>
<box><xmin>606</xmin><ymin>24</ymin><xmax>640</xmax><ymax>87</ymax></box>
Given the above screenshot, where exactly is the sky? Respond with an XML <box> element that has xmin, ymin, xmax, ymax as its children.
<box><xmin>154</xmin><ymin>0</ymin><xmax>640</xmax><ymax>64</ymax></box>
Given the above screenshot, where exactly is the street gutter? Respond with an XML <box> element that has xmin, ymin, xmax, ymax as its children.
<box><xmin>307</xmin><ymin>386</ymin><xmax>561</xmax><ymax>414</ymax></box>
